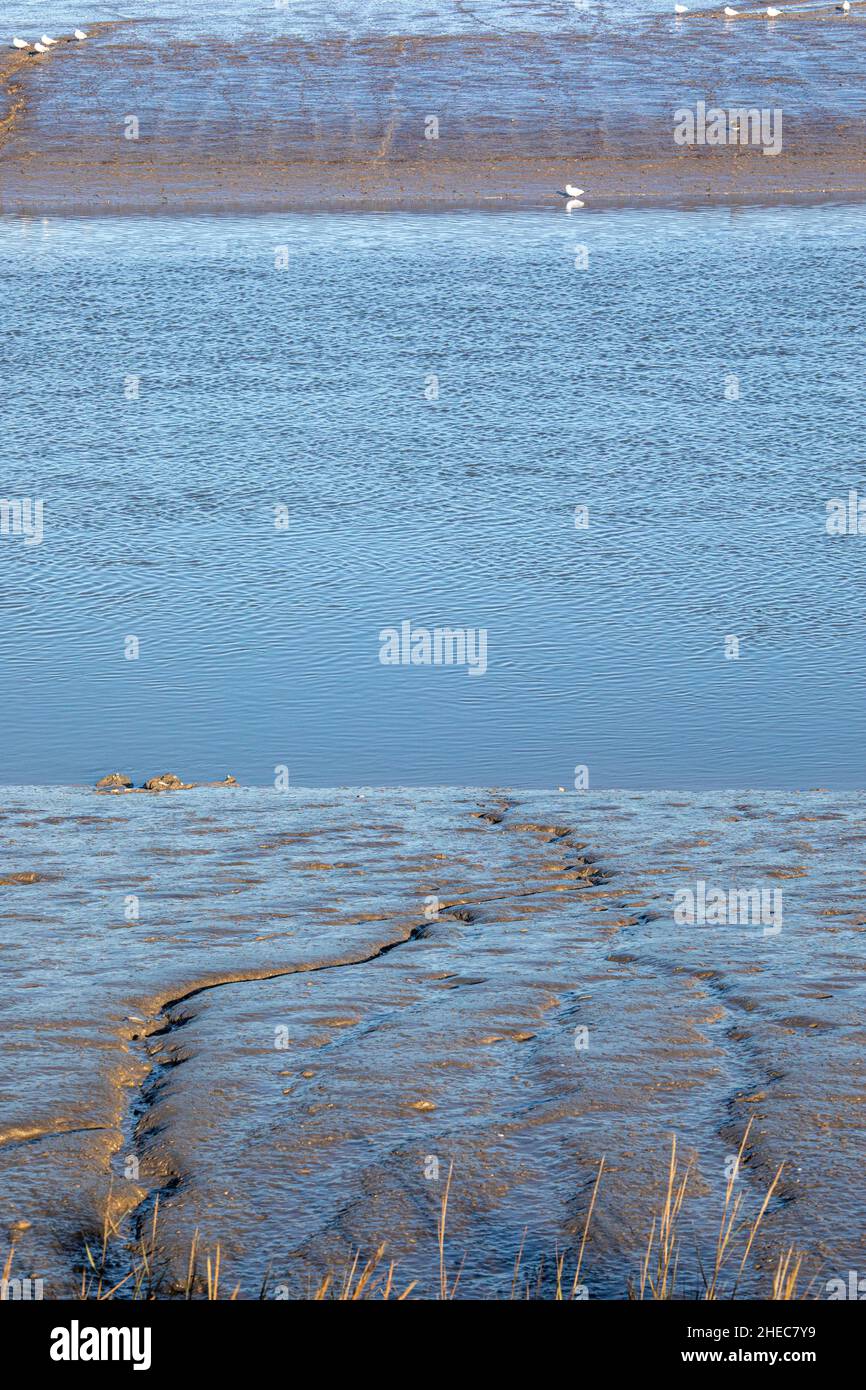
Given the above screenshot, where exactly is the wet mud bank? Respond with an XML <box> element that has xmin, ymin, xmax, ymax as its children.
<box><xmin>1</xmin><ymin>14</ymin><xmax>866</xmax><ymax>212</ymax></box>
<box><xmin>1</xmin><ymin>786</ymin><xmax>865</xmax><ymax>1297</ymax></box>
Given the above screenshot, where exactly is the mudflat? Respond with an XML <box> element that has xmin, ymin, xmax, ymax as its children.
<box><xmin>2</xmin><ymin>785</ymin><xmax>864</xmax><ymax>1297</ymax></box>
<box><xmin>1</xmin><ymin>13</ymin><xmax>866</xmax><ymax>212</ymax></box>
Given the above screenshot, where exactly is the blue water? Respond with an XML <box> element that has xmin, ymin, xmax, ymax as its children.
<box><xmin>2</xmin><ymin>204</ymin><xmax>865</xmax><ymax>787</ymax></box>
<box><xmin>5</xmin><ymin>0</ymin><xmax>697</xmax><ymax>40</ymax></box>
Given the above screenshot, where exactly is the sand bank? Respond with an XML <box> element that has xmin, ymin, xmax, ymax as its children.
<box><xmin>1</xmin><ymin>15</ymin><xmax>865</xmax><ymax>212</ymax></box>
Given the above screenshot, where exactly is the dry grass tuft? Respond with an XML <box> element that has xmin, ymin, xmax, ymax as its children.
<box><xmin>2</xmin><ymin>1136</ymin><xmax>807</xmax><ymax>1301</ymax></box>
<box><xmin>635</xmin><ymin>1124</ymin><xmax>796</xmax><ymax>1300</ymax></box>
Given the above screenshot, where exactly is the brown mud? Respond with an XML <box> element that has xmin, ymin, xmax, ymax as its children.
<box><xmin>1</xmin><ymin>786</ymin><xmax>865</xmax><ymax>1297</ymax></box>
<box><xmin>1</xmin><ymin>13</ymin><xmax>865</xmax><ymax>213</ymax></box>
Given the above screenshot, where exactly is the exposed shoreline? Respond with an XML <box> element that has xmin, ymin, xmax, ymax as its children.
<box><xmin>4</xmin><ymin>161</ymin><xmax>866</xmax><ymax>216</ymax></box>
<box><xmin>1</xmin><ymin>786</ymin><xmax>864</xmax><ymax>1298</ymax></box>
<box><xmin>2</xmin><ymin>14</ymin><xmax>865</xmax><ymax>214</ymax></box>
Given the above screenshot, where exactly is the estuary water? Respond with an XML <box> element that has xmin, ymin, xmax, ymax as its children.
<box><xmin>1</xmin><ymin>203</ymin><xmax>865</xmax><ymax>788</ymax></box>
<box><xmin>0</xmin><ymin>0</ymin><xmax>784</xmax><ymax>38</ymax></box>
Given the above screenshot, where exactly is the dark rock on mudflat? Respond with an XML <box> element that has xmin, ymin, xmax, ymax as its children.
<box><xmin>0</xmin><ymin>871</ymin><xmax>40</xmax><ymax>885</ymax></box>
<box><xmin>95</xmin><ymin>773</ymin><xmax>133</xmax><ymax>790</ymax></box>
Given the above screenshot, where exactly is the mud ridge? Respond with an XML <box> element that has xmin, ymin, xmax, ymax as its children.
<box><xmin>604</xmin><ymin>930</ymin><xmax>793</xmax><ymax>1218</ymax></box>
<box><xmin>107</xmin><ymin>802</ymin><xmax>613</xmax><ymax>1287</ymax></box>
<box><xmin>0</xmin><ymin>1122</ymin><xmax>114</xmax><ymax>1152</ymax></box>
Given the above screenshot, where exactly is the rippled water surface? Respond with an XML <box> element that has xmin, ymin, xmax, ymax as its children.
<box><xmin>2</xmin><ymin>204</ymin><xmax>865</xmax><ymax>786</ymax></box>
<box><xmin>5</xmin><ymin>0</ymin><xmax>733</xmax><ymax>38</ymax></box>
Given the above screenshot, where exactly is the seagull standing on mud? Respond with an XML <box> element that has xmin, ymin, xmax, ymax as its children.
<box><xmin>74</xmin><ymin>29</ymin><xmax>88</xmax><ymax>40</ymax></box>
<box><xmin>40</xmin><ymin>35</ymin><xmax>58</xmax><ymax>47</ymax></box>
<box><xmin>33</xmin><ymin>42</ymin><xmax>49</xmax><ymax>54</ymax></box>
<box><xmin>766</xmin><ymin>6</ymin><xmax>781</xmax><ymax>14</ymax></box>
<box><xmin>11</xmin><ymin>37</ymin><xmax>29</xmax><ymax>49</ymax></box>
<box><xmin>559</xmin><ymin>183</ymin><xmax>585</xmax><ymax>212</ymax></box>
<box><xmin>723</xmin><ymin>6</ymin><xmax>738</xmax><ymax>14</ymax></box>
<box><xmin>674</xmin><ymin>4</ymin><xmax>688</xmax><ymax>13</ymax></box>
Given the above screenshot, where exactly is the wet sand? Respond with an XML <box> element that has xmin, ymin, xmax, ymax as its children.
<box><xmin>1</xmin><ymin>11</ymin><xmax>866</xmax><ymax>212</ymax></box>
<box><xmin>2</xmin><ymin>786</ymin><xmax>865</xmax><ymax>1297</ymax></box>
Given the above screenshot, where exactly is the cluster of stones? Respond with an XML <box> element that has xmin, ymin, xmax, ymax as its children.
<box><xmin>95</xmin><ymin>772</ymin><xmax>237</xmax><ymax>793</ymax></box>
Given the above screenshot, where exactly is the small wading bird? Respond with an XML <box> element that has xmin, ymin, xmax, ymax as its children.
<box><xmin>558</xmin><ymin>183</ymin><xmax>585</xmax><ymax>211</ymax></box>
<box><xmin>74</xmin><ymin>29</ymin><xmax>88</xmax><ymax>40</ymax></box>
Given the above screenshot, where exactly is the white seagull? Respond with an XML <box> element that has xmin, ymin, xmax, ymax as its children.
<box><xmin>33</xmin><ymin>42</ymin><xmax>49</xmax><ymax>53</ymax></box>
<box><xmin>40</xmin><ymin>35</ymin><xmax>58</xmax><ymax>46</ymax></box>
<box><xmin>558</xmin><ymin>183</ymin><xmax>585</xmax><ymax>211</ymax></box>
<box><xmin>674</xmin><ymin>4</ymin><xmax>688</xmax><ymax>11</ymax></box>
<box><xmin>11</xmin><ymin>37</ymin><xmax>29</xmax><ymax>49</ymax></box>
<box><xmin>837</xmin><ymin>1</ymin><xmax>850</xmax><ymax>10</ymax></box>
<box><xmin>724</xmin><ymin>5</ymin><xmax>738</xmax><ymax>13</ymax></box>
<box><xmin>74</xmin><ymin>29</ymin><xmax>88</xmax><ymax>40</ymax></box>
<box><xmin>766</xmin><ymin>5</ymin><xmax>781</xmax><ymax>13</ymax></box>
